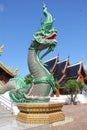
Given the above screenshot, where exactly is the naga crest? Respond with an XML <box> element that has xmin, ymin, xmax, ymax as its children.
<box><xmin>33</xmin><ymin>3</ymin><xmax>57</xmax><ymax>52</ymax></box>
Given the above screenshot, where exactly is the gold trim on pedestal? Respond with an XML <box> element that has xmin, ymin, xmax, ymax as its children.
<box><xmin>16</xmin><ymin>102</ymin><xmax>65</xmax><ymax>124</ymax></box>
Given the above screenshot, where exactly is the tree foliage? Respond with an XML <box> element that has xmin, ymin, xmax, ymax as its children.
<box><xmin>64</xmin><ymin>80</ymin><xmax>84</xmax><ymax>93</ymax></box>
<box><xmin>64</xmin><ymin>79</ymin><xmax>84</xmax><ymax>104</ymax></box>
<box><xmin>24</xmin><ymin>74</ymin><xmax>32</xmax><ymax>84</ymax></box>
<box><xmin>53</xmin><ymin>81</ymin><xmax>60</xmax><ymax>94</ymax></box>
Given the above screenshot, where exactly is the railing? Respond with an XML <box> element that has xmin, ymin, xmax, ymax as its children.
<box><xmin>0</xmin><ymin>93</ymin><xmax>19</xmax><ymax>115</ymax></box>
<box><xmin>0</xmin><ymin>94</ymin><xmax>13</xmax><ymax>113</ymax></box>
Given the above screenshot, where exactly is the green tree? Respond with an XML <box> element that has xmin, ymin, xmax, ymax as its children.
<box><xmin>24</xmin><ymin>74</ymin><xmax>32</xmax><ymax>84</ymax></box>
<box><xmin>46</xmin><ymin>81</ymin><xmax>59</xmax><ymax>96</ymax></box>
<box><xmin>53</xmin><ymin>81</ymin><xmax>60</xmax><ymax>95</ymax></box>
<box><xmin>64</xmin><ymin>79</ymin><xmax>84</xmax><ymax>104</ymax></box>
<box><xmin>77</xmin><ymin>80</ymin><xmax>84</xmax><ymax>92</ymax></box>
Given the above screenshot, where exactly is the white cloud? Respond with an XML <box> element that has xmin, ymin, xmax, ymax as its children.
<box><xmin>0</xmin><ymin>4</ymin><xmax>4</xmax><ymax>13</ymax></box>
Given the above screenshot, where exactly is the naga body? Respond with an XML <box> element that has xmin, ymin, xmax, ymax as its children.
<box><xmin>0</xmin><ymin>3</ymin><xmax>57</xmax><ymax>102</ymax></box>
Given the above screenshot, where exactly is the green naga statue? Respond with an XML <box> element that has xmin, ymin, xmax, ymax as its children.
<box><xmin>0</xmin><ymin>3</ymin><xmax>57</xmax><ymax>102</ymax></box>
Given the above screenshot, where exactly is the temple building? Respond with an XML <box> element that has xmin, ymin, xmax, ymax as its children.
<box><xmin>45</xmin><ymin>56</ymin><xmax>87</xmax><ymax>95</ymax></box>
<box><xmin>0</xmin><ymin>45</ymin><xmax>18</xmax><ymax>84</ymax></box>
<box><xmin>0</xmin><ymin>62</ymin><xmax>18</xmax><ymax>84</ymax></box>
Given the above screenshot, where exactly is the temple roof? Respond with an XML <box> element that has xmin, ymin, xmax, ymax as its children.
<box><xmin>53</xmin><ymin>59</ymin><xmax>69</xmax><ymax>80</ymax></box>
<box><xmin>0</xmin><ymin>44</ymin><xmax>18</xmax><ymax>78</ymax></box>
<box><xmin>60</xmin><ymin>62</ymin><xmax>87</xmax><ymax>86</ymax></box>
<box><xmin>65</xmin><ymin>62</ymin><xmax>80</xmax><ymax>79</ymax></box>
<box><xmin>45</xmin><ymin>56</ymin><xmax>87</xmax><ymax>86</ymax></box>
<box><xmin>65</xmin><ymin>62</ymin><xmax>86</xmax><ymax>79</ymax></box>
<box><xmin>0</xmin><ymin>61</ymin><xmax>18</xmax><ymax>77</ymax></box>
<box><xmin>44</xmin><ymin>56</ymin><xmax>58</xmax><ymax>72</ymax></box>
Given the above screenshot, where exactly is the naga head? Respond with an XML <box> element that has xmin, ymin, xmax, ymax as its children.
<box><xmin>32</xmin><ymin>3</ymin><xmax>57</xmax><ymax>52</ymax></box>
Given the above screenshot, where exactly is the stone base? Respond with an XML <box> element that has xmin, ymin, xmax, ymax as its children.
<box><xmin>16</xmin><ymin>102</ymin><xmax>65</xmax><ymax>124</ymax></box>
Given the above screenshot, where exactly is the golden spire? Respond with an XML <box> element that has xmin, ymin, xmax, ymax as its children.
<box><xmin>0</xmin><ymin>44</ymin><xmax>4</xmax><ymax>55</ymax></box>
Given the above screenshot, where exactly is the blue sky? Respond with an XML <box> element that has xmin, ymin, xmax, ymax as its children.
<box><xmin>0</xmin><ymin>0</ymin><xmax>87</xmax><ymax>77</ymax></box>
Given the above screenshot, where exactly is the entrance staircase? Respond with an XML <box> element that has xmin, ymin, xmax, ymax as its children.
<box><xmin>0</xmin><ymin>103</ymin><xmax>15</xmax><ymax>127</ymax></box>
<box><xmin>0</xmin><ymin>92</ymin><xmax>19</xmax><ymax>115</ymax></box>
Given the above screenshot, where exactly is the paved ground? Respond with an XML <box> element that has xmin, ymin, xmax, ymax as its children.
<box><xmin>27</xmin><ymin>104</ymin><xmax>87</xmax><ymax>130</ymax></box>
<box><xmin>48</xmin><ymin>104</ymin><xmax>87</xmax><ymax>130</ymax></box>
<box><xmin>0</xmin><ymin>104</ymin><xmax>87</xmax><ymax>130</ymax></box>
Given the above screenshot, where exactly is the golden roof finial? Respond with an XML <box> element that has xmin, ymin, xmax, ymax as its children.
<box><xmin>0</xmin><ymin>44</ymin><xmax>4</xmax><ymax>55</ymax></box>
